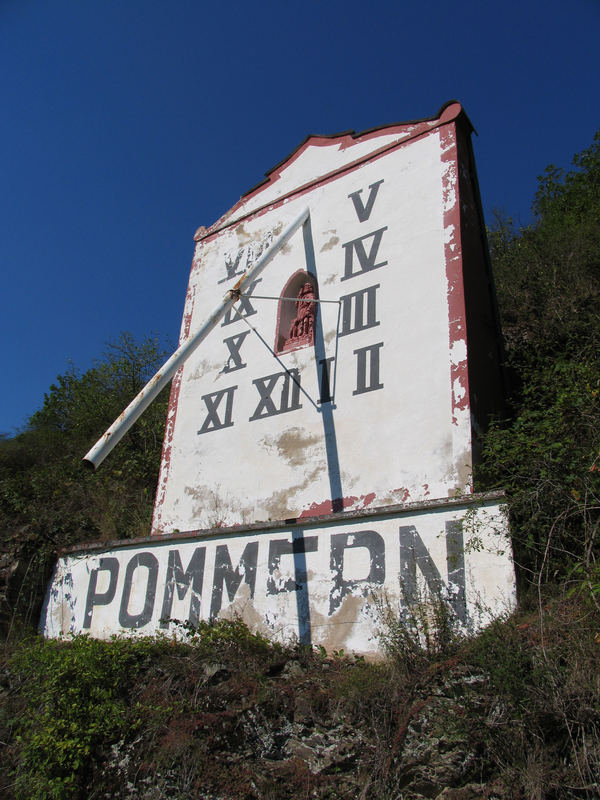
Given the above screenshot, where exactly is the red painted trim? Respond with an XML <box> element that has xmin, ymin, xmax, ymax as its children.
<box><xmin>151</xmin><ymin>272</ymin><xmax>198</xmax><ymax>535</ymax></box>
<box><xmin>298</xmin><ymin>491</ymin><xmax>376</xmax><ymax>520</ymax></box>
<box><xmin>440</xmin><ymin>123</ymin><xmax>471</xmax><ymax>435</ymax></box>
<box><xmin>242</xmin><ymin>100</ymin><xmax>463</xmax><ymax>199</ymax></box>
<box><xmin>69</xmin><ymin>491</ymin><xmax>507</xmax><ymax>557</ymax></box>
<box><xmin>197</xmin><ymin>103</ymin><xmax>464</xmax><ymax>245</ymax></box>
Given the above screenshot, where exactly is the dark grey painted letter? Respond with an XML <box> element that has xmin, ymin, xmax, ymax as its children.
<box><xmin>329</xmin><ymin>531</ymin><xmax>385</xmax><ymax>614</ymax></box>
<box><xmin>353</xmin><ymin>342</ymin><xmax>384</xmax><ymax>394</ymax></box>
<box><xmin>348</xmin><ymin>179</ymin><xmax>384</xmax><ymax>223</ymax></box>
<box><xmin>339</xmin><ymin>284</ymin><xmax>380</xmax><ymax>337</ymax></box>
<box><xmin>445</xmin><ymin>520</ymin><xmax>467</xmax><ymax>624</ymax></box>
<box><xmin>198</xmin><ymin>385</ymin><xmax>237</xmax><ymax>434</ymax></box>
<box><xmin>341</xmin><ymin>227</ymin><xmax>387</xmax><ymax>281</ymax></box>
<box><xmin>83</xmin><ymin>557</ymin><xmax>119</xmax><ymax>629</ymax></box>
<box><xmin>266</xmin><ymin>536</ymin><xmax>318</xmax><ymax>595</ymax></box>
<box><xmin>160</xmin><ymin>548</ymin><xmax>206</xmax><ymax>628</ymax></box>
<box><xmin>210</xmin><ymin>541</ymin><xmax>259</xmax><ymax>618</ymax></box>
<box><xmin>249</xmin><ymin>369</ymin><xmax>302</xmax><ymax>421</ymax></box>
<box><xmin>119</xmin><ymin>552</ymin><xmax>159</xmax><ymax>629</ymax></box>
<box><xmin>399</xmin><ymin>523</ymin><xmax>468</xmax><ymax>624</ymax></box>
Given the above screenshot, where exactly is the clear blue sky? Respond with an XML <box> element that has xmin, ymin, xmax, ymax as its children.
<box><xmin>1</xmin><ymin>0</ymin><xmax>598</xmax><ymax>434</ymax></box>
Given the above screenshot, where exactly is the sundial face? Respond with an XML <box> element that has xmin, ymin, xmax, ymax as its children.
<box><xmin>41</xmin><ymin>104</ymin><xmax>516</xmax><ymax>653</ymax></box>
<box><xmin>152</xmin><ymin>107</ymin><xmax>473</xmax><ymax>535</ymax></box>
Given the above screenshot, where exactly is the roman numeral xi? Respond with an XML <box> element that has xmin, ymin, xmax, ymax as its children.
<box><xmin>198</xmin><ymin>386</ymin><xmax>237</xmax><ymax>435</ymax></box>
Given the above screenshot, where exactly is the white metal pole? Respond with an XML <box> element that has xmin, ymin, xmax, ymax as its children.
<box><xmin>83</xmin><ymin>206</ymin><xmax>310</xmax><ymax>470</ymax></box>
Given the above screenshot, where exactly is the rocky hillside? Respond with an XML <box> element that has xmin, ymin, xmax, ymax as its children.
<box><xmin>1</xmin><ymin>598</ymin><xmax>599</xmax><ymax>799</ymax></box>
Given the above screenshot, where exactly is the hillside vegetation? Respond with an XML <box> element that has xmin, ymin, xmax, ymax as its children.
<box><xmin>0</xmin><ymin>133</ymin><xmax>598</xmax><ymax>799</ymax></box>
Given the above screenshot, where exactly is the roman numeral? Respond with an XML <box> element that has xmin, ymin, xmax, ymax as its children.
<box><xmin>353</xmin><ymin>342</ymin><xmax>383</xmax><ymax>395</ymax></box>
<box><xmin>222</xmin><ymin>330</ymin><xmax>250</xmax><ymax>373</ymax></box>
<box><xmin>249</xmin><ymin>369</ymin><xmax>302</xmax><ymax>421</ymax></box>
<box><xmin>198</xmin><ymin>386</ymin><xmax>237</xmax><ymax>434</ymax></box>
<box><xmin>348</xmin><ymin>179</ymin><xmax>384</xmax><ymax>222</ymax></box>
<box><xmin>217</xmin><ymin>235</ymin><xmax>273</xmax><ymax>284</ymax></box>
<box><xmin>339</xmin><ymin>284</ymin><xmax>380</xmax><ymax>336</ymax></box>
<box><xmin>217</xmin><ymin>249</ymin><xmax>245</xmax><ymax>284</ymax></box>
<box><xmin>341</xmin><ymin>228</ymin><xmax>387</xmax><ymax>281</ymax></box>
<box><xmin>318</xmin><ymin>357</ymin><xmax>334</xmax><ymax>404</ymax></box>
<box><xmin>221</xmin><ymin>279</ymin><xmax>262</xmax><ymax>326</ymax></box>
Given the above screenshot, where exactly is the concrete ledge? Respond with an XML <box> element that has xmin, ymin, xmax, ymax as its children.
<box><xmin>63</xmin><ymin>490</ymin><xmax>507</xmax><ymax>556</ymax></box>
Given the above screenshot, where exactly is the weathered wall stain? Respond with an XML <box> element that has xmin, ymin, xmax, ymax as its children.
<box><xmin>319</xmin><ymin>231</ymin><xmax>340</xmax><ymax>252</ymax></box>
<box><xmin>262</xmin><ymin>427</ymin><xmax>322</xmax><ymax>468</ymax></box>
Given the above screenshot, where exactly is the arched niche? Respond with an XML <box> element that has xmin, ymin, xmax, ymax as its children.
<box><xmin>275</xmin><ymin>270</ymin><xmax>319</xmax><ymax>354</ymax></box>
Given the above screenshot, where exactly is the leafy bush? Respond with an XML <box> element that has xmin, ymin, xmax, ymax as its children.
<box><xmin>376</xmin><ymin>587</ymin><xmax>462</xmax><ymax>677</ymax></box>
<box><xmin>167</xmin><ymin>616</ymin><xmax>277</xmax><ymax>657</ymax></box>
<box><xmin>0</xmin><ymin>333</ymin><xmax>170</xmax><ymax>633</ymax></box>
<box><xmin>9</xmin><ymin>634</ymin><xmax>153</xmax><ymax>799</ymax></box>
<box><xmin>484</xmin><ymin>131</ymin><xmax>600</xmax><ymax>588</ymax></box>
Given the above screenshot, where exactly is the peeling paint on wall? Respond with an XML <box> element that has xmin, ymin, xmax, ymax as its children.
<box><xmin>47</xmin><ymin>103</ymin><xmax>512</xmax><ymax>651</ymax></box>
<box><xmin>42</xmin><ymin>495</ymin><xmax>515</xmax><ymax>656</ymax></box>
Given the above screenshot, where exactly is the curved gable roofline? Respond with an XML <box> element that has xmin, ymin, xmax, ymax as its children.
<box><xmin>197</xmin><ymin>100</ymin><xmax>472</xmax><ymax>242</ymax></box>
<box><xmin>241</xmin><ymin>100</ymin><xmax>471</xmax><ymax>200</ymax></box>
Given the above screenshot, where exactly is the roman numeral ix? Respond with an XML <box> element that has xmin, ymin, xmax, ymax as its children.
<box><xmin>221</xmin><ymin>279</ymin><xmax>261</xmax><ymax>326</ymax></box>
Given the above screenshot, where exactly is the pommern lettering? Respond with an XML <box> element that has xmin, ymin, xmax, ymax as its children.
<box><xmin>77</xmin><ymin>521</ymin><xmax>469</xmax><ymax>633</ymax></box>
<box><xmin>160</xmin><ymin>548</ymin><xmax>206</xmax><ymax>627</ymax></box>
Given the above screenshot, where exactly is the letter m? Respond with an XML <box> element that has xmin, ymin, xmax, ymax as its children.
<box><xmin>210</xmin><ymin>541</ymin><xmax>259</xmax><ymax>618</ymax></box>
<box><xmin>160</xmin><ymin>548</ymin><xmax>206</xmax><ymax>628</ymax></box>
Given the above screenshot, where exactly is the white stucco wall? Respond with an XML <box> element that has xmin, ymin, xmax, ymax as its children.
<box><xmin>153</xmin><ymin>125</ymin><xmax>471</xmax><ymax>534</ymax></box>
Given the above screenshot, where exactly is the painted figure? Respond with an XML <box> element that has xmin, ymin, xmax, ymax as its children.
<box><xmin>287</xmin><ymin>282</ymin><xmax>316</xmax><ymax>342</ymax></box>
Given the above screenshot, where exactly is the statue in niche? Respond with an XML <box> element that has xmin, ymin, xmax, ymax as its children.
<box><xmin>285</xmin><ymin>282</ymin><xmax>316</xmax><ymax>348</ymax></box>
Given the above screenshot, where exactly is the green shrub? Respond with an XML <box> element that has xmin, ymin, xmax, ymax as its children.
<box><xmin>9</xmin><ymin>634</ymin><xmax>152</xmax><ymax>800</ymax></box>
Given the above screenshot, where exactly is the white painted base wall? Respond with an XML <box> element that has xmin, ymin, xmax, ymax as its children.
<box><xmin>42</xmin><ymin>493</ymin><xmax>515</xmax><ymax>657</ymax></box>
